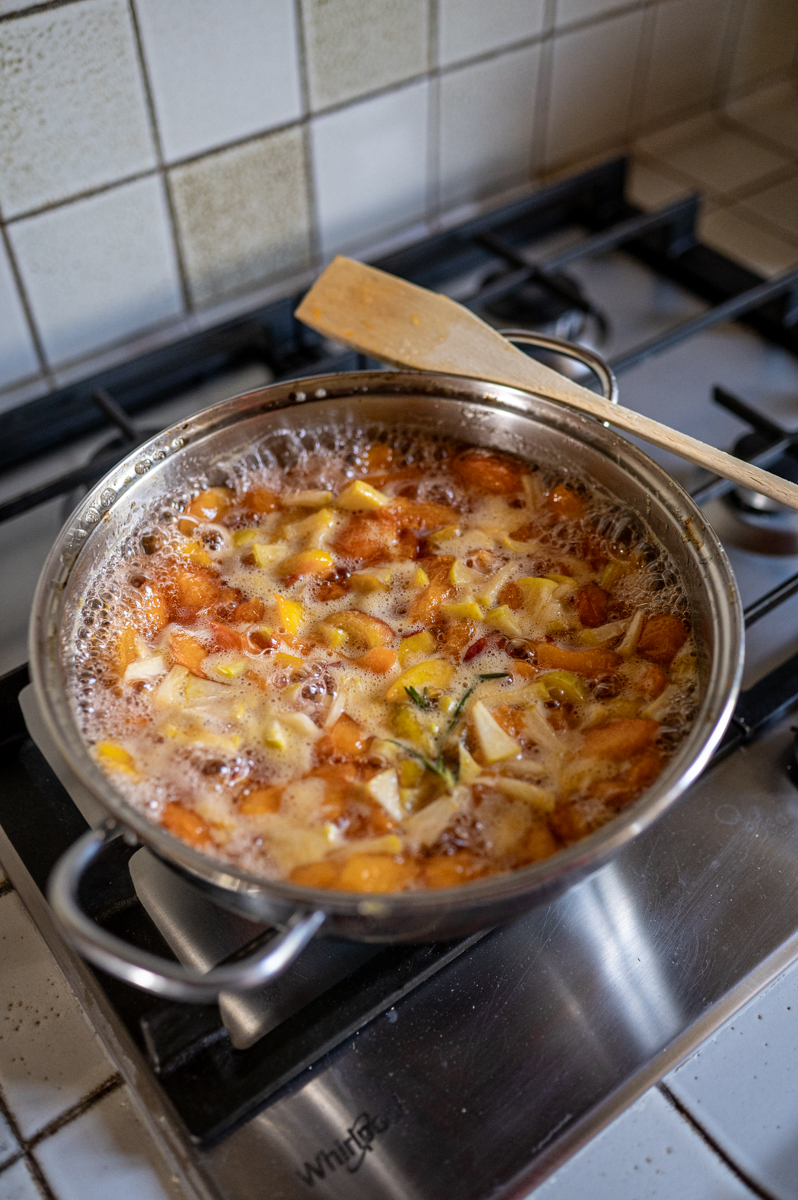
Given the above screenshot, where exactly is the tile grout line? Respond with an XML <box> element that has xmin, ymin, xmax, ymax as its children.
<box><xmin>657</xmin><ymin>1082</ymin><xmax>782</xmax><ymax>1200</ymax></box>
<box><xmin>0</xmin><ymin>0</ymin><xmax>86</xmax><ymax>25</ymax></box>
<box><xmin>126</xmin><ymin>0</ymin><xmax>193</xmax><ymax>316</ymax></box>
<box><xmin>0</xmin><ymin>1083</ymin><xmax>56</xmax><ymax>1200</ymax></box>
<box><xmin>26</xmin><ymin>1074</ymin><xmax>123</xmax><ymax>1150</ymax></box>
<box><xmin>292</xmin><ymin>0</ymin><xmax>322</xmax><ymax>271</ymax></box>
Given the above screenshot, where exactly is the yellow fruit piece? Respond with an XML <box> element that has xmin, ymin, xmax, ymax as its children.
<box><xmin>283</xmin><ymin>489</ymin><xmax>333</xmax><ymax>509</ymax></box>
<box><xmin>96</xmin><ymin>741</ymin><xmax>138</xmax><ymax>779</ymax></box>
<box><xmin>411</xmin><ymin>566</ymin><xmax>430</xmax><ymax>588</ymax></box>
<box><xmin>273</xmin><ymin>594</ymin><xmax>305</xmax><ymax>636</ymax></box>
<box><xmin>286</xmin><ymin>507</ymin><xmax>335</xmax><ymax>547</ymax></box>
<box><xmin>273</xmin><ymin>652</ymin><xmax>304</xmax><ymax>667</ymax></box>
<box><xmin>427</xmin><ymin>524</ymin><xmax>460</xmax><ymax>544</ymax></box>
<box><xmin>210</xmin><ymin>657</ymin><xmax>249</xmax><ymax>681</ymax></box>
<box><xmin>484</xmin><ymin>605</ymin><xmax>522</xmax><ymax>636</ymax></box>
<box><xmin>391</xmin><ymin>706</ymin><xmax>435</xmax><ymax>754</ymax></box>
<box><xmin>398</xmin><ymin>630</ymin><xmax>436</xmax><ymax>667</ymax></box>
<box><xmin>492</xmin><ymin>777</ymin><xmax>555</xmax><ymax>811</ymax></box>
<box><xmin>439</xmin><ymin>695</ymin><xmax>456</xmax><ymax>716</ymax></box>
<box><xmin>180</xmin><ymin>540</ymin><xmax>212</xmax><ymax>567</ymax></box>
<box><xmin>251</xmin><ymin>542</ymin><xmax>288</xmax><ymax>568</ymax></box>
<box><xmin>458</xmin><ymin>742</ymin><xmax>482</xmax><ymax>784</ymax></box>
<box><xmin>315</xmin><ymin>622</ymin><xmax>347</xmax><ymax>649</ymax></box>
<box><xmin>599</xmin><ymin>560</ymin><xmax>624</xmax><ymax>589</ymax></box>
<box><xmin>440</xmin><ymin>602</ymin><xmax>484</xmax><ymax>621</ymax></box>
<box><xmin>263</xmin><ymin>720</ymin><xmax>287</xmax><ymax>750</ymax></box>
<box><xmin>471</xmin><ymin>700</ymin><xmax>521</xmax><ymax>764</ymax></box>
<box><xmin>517</xmin><ymin>576</ymin><xmax>558</xmax><ymax>620</ymax></box>
<box><xmin>232</xmin><ymin>528</ymin><xmax>259</xmax><ymax>547</ymax></box>
<box><xmin>350</xmin><ymin>569</ymin><xmax>392</xmax><ymax>593</ymax></box>
<box><xmin>536</xmin><ymin>670</ymin><xmax>589</xmax><ymax>703</ymax></box>
<box><xmin>398</xmin><ymin>758</ymin><xmax>425</xmax><ymax>787</ymax></box>
<box><xmin>449</xmin><ymin>560</ymin><xmax>476</xmax><ymax>587</ymax></box>
<box><xmin>335</xmin><ymin>480</ymin><xmax>390</xmax><ymax>511</ymax></box>
<box><xmin>320</xmin><ymin>609</ymin><xmax>393</xmax><ymax>649</ymax></box>
<box><xmin>385</xmin><ymin>658</ymin><xmax>454</xmax><ymax>703</ymax></box>
<box><xmin>545</xmin><ymin>574</ymin><xmax>576</xmax><ymax>586</ymax></box>
<box><xmin>279</xmin><ymin>549</ymin><xmax>334</xmax><ymax>578</ymax></box>
<box><xmin>502</xmin><ymin>534</ymin><xmax>535</xmax><ymax>554</ymax></box>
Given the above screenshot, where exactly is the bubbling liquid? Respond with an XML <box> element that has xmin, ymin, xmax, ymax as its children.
<box><xmin>68</xmin><ymin>427</ymin><xmax>698</xmax><ymax>892</ymax></box>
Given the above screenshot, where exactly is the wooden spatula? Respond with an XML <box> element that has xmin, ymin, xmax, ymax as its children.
<box><xmin>295</xmin><ymin>255</ymin><xmax>798</xmax><ymax>512</ymax></box>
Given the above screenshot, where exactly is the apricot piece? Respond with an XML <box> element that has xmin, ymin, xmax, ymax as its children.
<box><xmin>328</xmin><ymin>713</ymin><xmax>367</xmax><ymax>759</ymax></box>
<box><xmin>423</xmin><ymin>852</ymin><xmax>482</xmax><ymax>889</ymax></box>
<box><xmin>117</xmin><ymin>626</ymin><xmax>140</xmax><ymax>675</ymax></box>
<box><xmin>130</xmin><ymin>582</ymin><xmax>169</xmax><ymax>634</ymax></box>
<box><xmin>338</xmin><ymin>854</ymin><xmax>415</xmax><ymax>893</ymax></box>
<box><xmin>521</xmin><ymin>822</ymin><xmax>559</xmax><ymax>863</ymax></box>
<box><xmin>309</xmin><ymin>762</ymin><xmax>359</xmax><ymax>819</ymax></box>
<box><xmin>408</xmin><ymin>579</ymin><xmax>454</xmax><ymax>623</ymax></box>
<box><xmin>233</xmin><ymin>596</ymin><xmax>265</xmax><ymax>624</ymax></box>
<box><xmin>239</xmin><ymin>785</ymin><xmax>283</xmax><ymax>815</ymax></box>
<box><xmin>637</xmin><ymin>614</ymin><xmax>688</xmax><ymax>666</ymax></box>
<box><xmin>184</xmin><ymin>487</ymin><xmax>232</xmax><ymax>524</ymax></box>
<box><xmin>161</xmin><ymin>801</ymin><xmax>212</xmax><ymax>848</ymax></box>
<box><xmin>592</xmin><ymin>747</ymin><xmax>663</xmax><ymax>808</ymax></box>
<box><xmin>333</xmin><ymin>511</ymin><xmax>400</xmax><ymax>566</ymax></box>
<box><xmin>547</xmin><ymin>484</ymin><xmax>585</xmax><ymax>518</ymax></box>
<box><xmin>438</xmin><ymin>619</ymin><xmax>476</xmax><ymax>660</ymax></box>
<box><xmin>357</xmin><ymin>646</ymin><xmax>397</xmax><ymax>673</ymax></box>
<box><xmin>575</xmin><ymin>582</ymin><xmax>609</xmax><ymax>628</ymax></box>
<box><xmin>452</xmin><ymin>450</ymin><xmax>524</xmax><ymax>494</ymax></box>
<box><xmin>581</xmin><ymin>717</ymin><xmax>659</xmax><ymax>761</ymax></box>
<box><xmin>175</xmin><ymin>568</ymin><xmax>219</xmax><ymax>611</ymax></box>
<box><xmin>170</xmin><ymin>631</ymin><xmax>207</xmax><ymax>676</ymax></box>
<box><xmin>280</xmin><ymin>550</ymin><xmax>335</xmax><ymax>580</ymax></box>
<box><xmin>389</xmin><ymin>497</ymin><xmax>459</xmax><ymax>532</ymax></box>
<box><xmin>385</xmin><ymin>658</ymin><xmax>454</xmax><ymax>703</ymax></box>
<box><xmin>635</xmin><ymin>661</ymin><xmax>669</xmax><ymax>699</ymax></box>
<box><xmin>498</xmin><ymin>580</ymin><xmax>523</xmax><ymax>611</ymax></box>
<box><xmin>492</xmin><ymin>705</ymin><xmax>526</xmax><ymax>737</ymax></box>
<box><xmin>243</xmin><ymin>487</ymin><xmax>280</xmax><ymax>514</ymax></box>
<box><xmin>534</xmin><ymin>642</ymin><xmax>621</xmax><ymax>676</ymax></box>
<box><xmin>290</xmin><ymin>861</ymin><xmax>341</xmax><ymax>889</ymax></box>
<box><xmin>321</xmin><ymin>609</ymin><xmax>393</xmax><ymax>650</ymax></box>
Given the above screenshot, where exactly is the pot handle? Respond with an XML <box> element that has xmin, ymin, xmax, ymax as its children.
<box><xmin>499</xmin><ymin>329</ymin><xmax>618</xmax><ymax>405</ymax></box>
<box><xmin>48</xmin><ymin>822</ymin><xmax>326</xmax><ymax>1003</ymax></box>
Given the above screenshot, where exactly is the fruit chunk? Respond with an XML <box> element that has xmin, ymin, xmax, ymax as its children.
<box><xmin>385</xmin><ymin>658</ymin><xmax>454</xmax><ymax>702</ymax></box>
<box><xmin>547</xmin><ymin>483</ymin><xmax>585</xmax><ymax>518</ymax></box>
<box><xmin>325</xmin><ymin>713</ymin><xmax>367</xmax><ymax>758</ymax></box>
<box><xmin>517</xmin><ymin>576</ymin><xmax>558</xmax><ymax>621</ymax></box>
<box><xmin>483</xmin><ymin>605</ymin><xmax>522</xmax><ymax>636</ymax></box>
<box><xmin>357</xmin><ymin>646</ymin><xmax>397</xmax><ymax>673</ymax></box>
<box><xmin>398</xmin><ymin>629</ymin><xmax>436</xmax><ymax>666</ymax></box>
<box><xmin>239</xmin><ymin>785</ymin><xmax>283</xmax><ymax>815</ymax></box>
<box><xmin>575</xmin><ymin>582</ymin><xmax>609</xmax><ymax>628</ymax></box>
<box><xmin>290</xmin><ymin>861</ymin><xmax>341</xmax><ymax>888</ymax></box>
<box><xmin>117</xmin><ymin>626</ymin><xmax>140</xmax><ymax>675</ymax></box>
<box><xmin>130</xmin><ymin>582</ymin><xmax>169</xmax><ymax>634</ymax></box>
<box><xmin>319</xmin><ymin>609</ymin><xmax>393</xmax><ymax>650</ymax></box>
<box><xmin>335</xmin><ymin>480</ymin><xmax>390</xmax><ymax>511</ymax></box>
<box><xmin>533</xmin><ymin>642</ymin><xmax>621</xmax><ymax>676</ymax></box>
<box><xmin>470</xmin><ymin>700</ymin><xmax>521</xmax><ymax>763</ymax></box>
<box><xmin>440</xmin><ymin>601</ymin><xmax>484</xmax><ymax>622</ymax></box>
<box><xmin>272</xmin><ymin>594</ymin><xmax>305</xmax><ymax>636</ymax></box>
<box><xmin>337</xmin><ymin>854</ymin><xmax>415</xmax><ymax>893</ymax></box>
<box><xmin>365</xmin><ymin>768</ymin><xmax>402</xmax><ymax>820</ymax></box>
<box><xmin>637</xmin><ymin>614</ymin><xmax>688</xmax><ymax>666</ymax></box>
<box><xmin>333</xmin><ymin>512</ymin><xmax>404</xmax><ymax>566</ymax></box>
<box><xmin>581</xmin><ymin>718</ymin><xmax>659</xmax><ymax>760</ymax></box>
<box><xmin>170</xmin><ymin>631</ymin><xmax>207</xmax><ymax>676</ymax></box>
<box><xmin>96</xmin><ymin>741</ymin><xmax>138</xmax><ymax>778</ymax></box>
<box><xmin>175</xmin><ymin>568</ymin><xmax>219</xmax><ymax>611</ymax></box>
<box><xmin>423</xmin><ymin>852</ymin><xmax>483</xmax><ymax>888</ymax></box>
<box><xmin>251</xmin><ymin>543</ymin><xmax>289</xmax><ymax>568</ymax></box>
<box><xmin>279</xmin><ymin>550</ymin><xmax>334</xmax><ymax>579</ymax></box>
<box><xmin>183</xmin><ymin>486</ymin><xmax>232</xmax><ymax>524</ymax></box>
<box><xmin>161</xmin><ymin>801</ymin><xmax>212</xmax><ymax>847</ymax></box>
<box><xmin>242</xmin><ymin>487</ymin><xmax>280</xmax><ymax>513</ymax></box>
<box><xmin>536</xmin><ymin>670</ymin><xmax>589</xmax><ymax>703</ymax></box>
<box><xmin>452</xmin><ymin>450</ymin><xmax>524</xmax><ymax>494</ymax></box>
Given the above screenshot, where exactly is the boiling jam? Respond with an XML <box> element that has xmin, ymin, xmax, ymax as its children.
<box><xmin>70</xmin><ymin>428</ymin><xmax>697</xmax><ymax>892</ymax></box>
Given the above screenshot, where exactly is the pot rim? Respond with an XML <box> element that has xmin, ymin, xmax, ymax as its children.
<box><xmin>30</xmin><ymin>368</ymin><xmax>744</xmax><ymax>919</ymax></box>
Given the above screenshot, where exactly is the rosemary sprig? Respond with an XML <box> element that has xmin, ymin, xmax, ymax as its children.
<box><xmin>446</xmin><ymin>672</ymin><xmax>511</xmax><ymax>733</ymax></box>
<box><xmin>405</xmin><ymin>685</ymin><xmax>435</xmax><ymax>710</ymax></box>
<box><xmin>387</xmin><ymin>740</ymin><xmax>456</xmax><ymax>789</ymax></box>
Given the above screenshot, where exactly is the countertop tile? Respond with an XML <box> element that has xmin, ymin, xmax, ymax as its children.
<box><xmin>640</xmin><ymin>0</ymin><xmax>729</xmax><ymax>127</ymax></box>
<box><xmin>0</xmin><ymin>892</ymin><xmax>115</xmax><ymax>1141</ymax></box>
<box><xmin>170</xmin><ymin>126</ymin><xmax>312</xmax><ymax>308</ymax></box>
<box><xmin>728</xmin><ymin>0</ymin><xmax>798</xmax><ymax>96</ymax></box>
<box><xmin>439</xmin><ymin>42</ymin><xmax>540</xmax><ymax>209</ymax></box>
<box><xmin>133</xmin><ymin>0</ymin><xmax>302</xmax><ymax>163</ymax></box>
<box><xmin>546</xmin><ymin>7</ymin><xmax>644</xmax><ymax>169</ymax></box>
<box><xmin>528</xmin><ymin>1086</ymin><xmax>755</xmax><ymax>1200</ymax></box>
<box><xmin>0</xmin><ymin>243</ymin><xmax>38</xmax><ymax>392</ymax></box>
<box><xmin>701</xmin><ymin>204</ymin><xmax>798</xmax><ymax>277</ymax></box>
<box><xmin>0</xmin><ymin>0</ymin><xmax>156</xmax><ymax>218</ymax></box>
<box><xmin>739</xmin><ymin>174</ymin><xmax>798</xmax><ymax>243</ymax></box>
<box><xmin>34</xmin><ymin>1086</ymin><xmax>183</xmax><ymax>1200</ymax></box>
<box><xmin>437</xmin><ymin>0</ymin><xmax>545</xmax><ymax>68</ymax></box>
<box><xmin>8</xmin><ymin>175</ymin><xmax>184</xmax><ymax>368</ymax></box>
<box><xmin>627</xmin><ymin>158</ymin><xmax>695</xmax><ymax>210</ymax></box>
<box><xmin>636</xmin><ymin>115</ymin><xmax>791</xmax><ymax>200</ymax></box>
<box><xmin>311</xmin><ymin>79</ymin><xmax>429</xmax><ymax>254</ymax></box>
<box><xmin>727</xmin><ymin>81</ymin><xmax>798</xmax><ymax>157</ymax></box>
<box><xmin>666</xmin><ymin>958</ymin><xmax>798</xmax><ymax>1200</ymax></box>
<box><xmin>0</xmin><ymin>1158</ymin><xmax>41</xmax><ymax>1200</ymax></box>
<box><xmin>301</xmin><ymin>0</ymin><xmax>429</xmax><ymax>111</ymax></box>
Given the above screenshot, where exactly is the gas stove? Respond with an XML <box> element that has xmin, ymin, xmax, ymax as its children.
<box><xmin>2</xmin><ymin>157</ymin><xmax>798</xmax><ymax>1199</ymax></box>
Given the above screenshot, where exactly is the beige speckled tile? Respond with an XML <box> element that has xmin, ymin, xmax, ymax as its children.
<box><xmin>300</xmin><ymin>0</ymin><xmax>429</xmax><ymax>111</ymax></box>
<box><xmin>0</xmin><ymin>892</ymin><xmax>115</xmax><ymax>1140</ymax></box>
<box><xmin>728</xmin><ymin>0</ymin><xmax>798</xmax><ymax>96</ymax></box>
<box><xmin>0</xmin><ymin>0</ymin><xmax>156</xmax><ymax>218</ymax></box>
<box><xmin>0</xmin><ymin>242</ymin><xmax>39</xmax><ymax>392</ymax></box>
<box><xmin>738</xmin><ymin>173</ymin><xmax>798</xmax><ymax>243</ymax></box>
<box><xmin>34</xmin><ymin>1087</ymin><xmax>183</xmax><ymax>1200</ymax></box>
<box><xmin>640</xmin><ymin>0</ymin><xmax>730</xmax><ymax>126</ymax></box>
<box><xmin>437</xmin><ymin>0</ymin><xmax>545</xmax><ymax>68</ymax></box>
<box><xmin>439</xmin><ymin>42</ymin><xmax>541</xmax><ymax>209</ymax></box>
<box><xmin>637</xmin><ymin>115</ymin><xmax>791</xmax><ymax>199</ymax></box>
<box><xmin>627</xmin><ymin>159</ymin><xmax>695</xmax><ymax>211</ymax></box>
<box><xmin>545</xmin><ymin>7</ymin><xmax>645</xmax><ymax>169</ymax></box>
<box><xmin>701</xmin><ymin>204</ymin><xmax>798</xmax><ymax>277</ymax></box>
<box><xmin>727</xmin><ymin>81</ymin><xmax>798</xmax><ymax>157</ymax></box>
<box><xmin>170</xmin><ymin>127</ymin><xmax>313</xmax><ymax>308</ymax></box>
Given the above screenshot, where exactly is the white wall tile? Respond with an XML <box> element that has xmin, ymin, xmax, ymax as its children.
<box><xmin>556</xmin><ymin>0</ymin><xmax>631</xmax><ymax>29</ymax></box>
<box><xmin>133</xmin><ymin>0</ymin><xmax>302</xmax><ymax>164</ymax></box>
<box><xmin>438</xmin><ymin>0</ymin><xmax>545</xmax><ymax>68</ymax></box>
<box><xmin>0</xmin><ymin>0</ymin><xmax>156</xmax><ymax>218</ymax></box>
<box><xmin>9</xmin><ymin>176</ymin><xmax>184</xmax><ymax>368</ymax></box>
<box><xmin>301</xmin><ymin>0</ymin><xmax>429</xmax><ymax>110</ymax></box>
<box><xmin>0</xmin><ymin>243</ymin><xmax>39</xmax><ymax>389</ymax></box>
<box><xmin>666</xmin><ymin>959</ymin><xmax>798</xmax><ymax>1200</ymax></box>
<box><xmin>170</xmin><ymin>127</ymin><xmax>313</xmax><ymax>308</ymax></box>
<box><xmin>0</xmin><ymin>893</ymin><xmax>113</xmax><ymax>1140</ymax></box>
<box><xmin>311</xmin><ymin>79</ymin><xmax>429</xmax><ymax>254</ymax></box>
<box><xmin>0</xmin><ymin>1158</ymin><xmax>40</xmax><ymax>1200</ymax></box>
<box><xmin>439</xmin><ymin>43</ymin><xmax>541</xmax><ymax>209</ymax></box>
<box><xmin>546</xmin><ymin>8</ymin><xmax>645</xmax><ymax>168</ymax></box>
<box><xmin>641</xmin><ymin>0</ymin><xmax>730</xmax><ymax>126</ymax></box>
<box><xmin>729</xmin><ymin>0</ymin><xmax>798</xmax><ymax>95</ymax></box>
<box><xmin>34</xmin><ymin>1087</ymin><xmax>183</xmax><ymax>1200</ymax></box>
<box><xmin>0</xmin><ymin>1110</ymin><xmax>19</xmax><ymax>1168</ymax></box>
<box><xmin>530</xmin><ymin>1087</ymin><xmax>753</xmax><ymax>1199</ymax></box>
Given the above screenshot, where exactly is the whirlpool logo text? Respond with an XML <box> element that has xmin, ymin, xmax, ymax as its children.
<box><xmin>296</xmin><ymin>1101</ymin><xmax>403</xmax><ymax>1187</ymax></box>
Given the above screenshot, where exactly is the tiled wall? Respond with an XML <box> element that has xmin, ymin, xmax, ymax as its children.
<box><xmin>0</xmin><ymin>0</ymin><xmax>796</xmax><ymax>410</ymax></box>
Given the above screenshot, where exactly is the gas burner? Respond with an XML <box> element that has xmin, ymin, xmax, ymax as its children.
<box><xmin>699</xmin><ymin>387</ymin><xmax>798</xmax><ymax>556</ymax></box>
<box><xmin>61</xmin><ymin>389</ymin><xmax>156</xmax><ymax>519</ymax></box>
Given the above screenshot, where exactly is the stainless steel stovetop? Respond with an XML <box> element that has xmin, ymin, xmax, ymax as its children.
<box><xmin>2</xmin><ymin>165</ymin><xmax>798</xmax><ymax>1199</ymax></box>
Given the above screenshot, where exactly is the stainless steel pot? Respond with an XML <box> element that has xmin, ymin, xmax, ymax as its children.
<box><xmin>31</xmin><ymin>334</ymin><xmax>743</xmax><ymax>1002</ymax></box>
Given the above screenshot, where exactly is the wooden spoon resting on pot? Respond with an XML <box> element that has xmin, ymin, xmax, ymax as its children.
<box><xmin>295</xmin><ymin>255</ymin><xmax>798</xmax><ymax>512</ymax></box>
